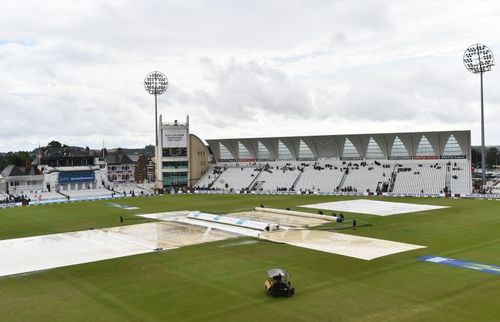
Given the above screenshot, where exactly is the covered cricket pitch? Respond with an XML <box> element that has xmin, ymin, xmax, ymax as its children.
<box><xmin>0</xmin><ymin>194</ymin><xmax>498</xmax><ymax>321</ymax></box>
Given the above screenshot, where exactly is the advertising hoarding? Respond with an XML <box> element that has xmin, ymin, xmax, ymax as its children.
<box><xmin>59</xmin><ymin>171</ymin><xmax>95</xmax><ymax>184</ymax></box>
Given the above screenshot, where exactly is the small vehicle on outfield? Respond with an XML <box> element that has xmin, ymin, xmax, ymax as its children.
<box><xmin>264</xmin><ymin>268</ymin><xmax>294</xmax><ymax>297</ymax></box>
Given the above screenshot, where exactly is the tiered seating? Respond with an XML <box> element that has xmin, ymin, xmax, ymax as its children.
<box><xmin>0</xmin><ymin>191</ymin><xmax>10</xmax><ymax>199</ymax></box>
<box><xmin>195</xmin><ymin>171</ymin><xmax>217</xmax><ymax>188</ymax></box>
<box><xmin>21</xmin><ymin>191</ymin><xmax>65</xmax><ymax>201</ymax></box>
<box><xmin>135</xmin><ymin>182</ymin><xmax>155</xmax><ymax>194</ymax></box>
<box><xmin>212</xmin><ymin>167</ymin><xmax>258</xmax><ymax>190</ymax></box>
<box><xmin>258</xmin><ymin>168</ymin><xmax>300</xmax><ymax>191</ymax></box>
<box><xmin>196</xmin><ymin>159</ymin><xmax>472</xmax><ymax>195</ymax></box>
<box><xmin>295</xmin><ymin>163</ymin><xmax>344</xmax><ymax>192</ymax></box>
<box><xmin>450</xmin><ymin>161</ymin><xmax>472</xmax><ymax>195</ymax></box>
<box><xmin>111</xmin><ymin>183</ymin><xmax>149</xmax><ymax>196</ymax></box>
<box><xmin>392</xmin><ymin>161</ymin><xmax>447</xmax><ymax>194</ymax></box>
<box><xmin>65</xmin><ymin>189</ymin><xmax>114</xmax><ymax>198</ymax></box>
<box><xmin>343</xmin><ymin>162</ymin><xmax>391</xmax><ymax>193</ymax></box>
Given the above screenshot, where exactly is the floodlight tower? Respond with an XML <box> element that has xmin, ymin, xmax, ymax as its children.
<box><xmin>463</xmin><ymin>44</ymin><xmax>494</xmax><ymax>188</ymax></box>
<box><xmin>144</xmin><ymin>71</ymin><xmax>168</xmax><ymax>189</ymax></box>
<box><xmin>144</xmin><ymin>71</ymin><xmax>169</xmax><ymax>145</ymax></box>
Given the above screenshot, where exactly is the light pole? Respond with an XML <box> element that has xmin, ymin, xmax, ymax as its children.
<box><xmin>464</xmin><ymin>44</ymin><xmax>494</xmax><ymax>189</ymax></box>
<box><xmin>144</xmin><ymin>71</ymin><xmax>168</xmax><ymax>189</ymax></box>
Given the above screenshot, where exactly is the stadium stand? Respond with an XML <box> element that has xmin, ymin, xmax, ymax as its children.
<box><xmin>294</xmin><ymin>162</ymin><xmax>344</xmax><ymax>192</ymax></box>
<box><xmin>201</xmin><ymin>131</ymin><xmax>474</xmax><ymax>195</ymax></box>
<box><xmin>64</xmin><ymin>188</ymin><xmax>114</xmax><ymax>199</ymax></box>
<box><xmin>450</xmin><ymin>160</ymin><xmax>472</xmax><ymax>195</ymax></box>
<box><xmin>251</xmin><ymin>165</ymin><xmax>300</xmax><ymax>191</ymax></box>
<box><xmin>342</xmin><ymin>161</ymin><xmax>391</xmax><ymax>193</ymax></box>
<box><xmin>211</xmin><ymin>167</ymin><xmax>259</xmax><ymax>190</ymax></box>
<box><xmin>195</xmin><ymin>158</ymin><xmax>473</xmax><ymax>196</ymax></box>
<box><xmin>16</xmin><ymin>191</ymin><xmax>66</xmax><ymax>201</ymax></box>
<box><xmin>109</xmin><ymin>183</ymin><xmax>151</xmax><ymax>196</ymax></box>
<box><xmin>0</xmin><ymin>191</ymin><xmax>10</xmax><ymax>200</ymax></box>
<box><xmin>392</xmin><ymin>161</ymin><xmax>447</xmax><ymax>195</ymax></box>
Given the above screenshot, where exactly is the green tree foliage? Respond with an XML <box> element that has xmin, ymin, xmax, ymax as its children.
<box><xmin>471</xmin><ymin>146</ymin><xmax>481</xmax><ymax>166</ymax></box>
<box><xmin>144</xmin><ymin>145</ymin><xmax>155</xmax><ymax>156</ymax></box>
<box><xmin>0</xmin><ymin>151</ymin><xmax>32</xmax><ymax>173</ymax></box>
<box><xmin>485</xmin><ymin>147</ymin><xmax>499</xmax><ymax>169</ymax></box>
<box><xmin>47</xmin><ymin>141</ymin><xmax>62</xmax><ymax>148</ymax></box>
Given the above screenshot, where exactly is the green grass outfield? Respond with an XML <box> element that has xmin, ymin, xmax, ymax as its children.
<box><xmin>0</xmin><ymin>195</ymin><xmax>499</xmax><ymax>321</ymax></box>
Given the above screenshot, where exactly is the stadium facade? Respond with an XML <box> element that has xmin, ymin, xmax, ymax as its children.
<box><xmin>206</xmin><ymin>130</ymin><xmax>471</xmax><ymax>162</ymax></box>
<box><xmin>192</xmin><ymin>130</ymin><xmax>473</xmax><ymax>196</ymax></box>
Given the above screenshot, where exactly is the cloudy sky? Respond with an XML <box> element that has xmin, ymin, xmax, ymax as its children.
<box><xmin>1</xmin><ymin>0</ymin><xmax>499</xmax><ymax>152</ymax></box>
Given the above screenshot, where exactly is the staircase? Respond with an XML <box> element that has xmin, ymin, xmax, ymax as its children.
<box><xmin>57</xmin><ymin>191</ymin><xmax>70</xmax><ymax>199</ymax></box>
<box><xmin>388</xmin><ymin>164</ymin><xmax>398</xmax><ymax>192</ymax></box>
<box><xmin>208</xmin><ymin>168</ymin><xmax>226</xmax><ymax>187</ymax></box>
<box><xmin>247</xmin><ymin>168</ymin><xmax>264</xmax><ymax>190</ymax></box>
<box><xmin>337</xmin><ymin>170</ymin><xmax>348</xmax><ymax>191</ymax></box>
<box><xmin>290</xmin><ymin>171</ymin><xmax>303</xmax><ymax>191</ymax></box>
<box><xmin>445</xmin><ymin>165</ymin><xmax>451</xmax><ymax>193</ymax></box>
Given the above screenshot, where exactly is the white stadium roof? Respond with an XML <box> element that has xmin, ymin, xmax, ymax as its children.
<box><xmin>206</xmin><ymin>130</ymin><xmax>471</xmax><ymax>161</ymax></box>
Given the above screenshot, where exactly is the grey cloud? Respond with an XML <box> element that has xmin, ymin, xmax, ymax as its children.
<box><xmin>188</xmin><ymin>59</ymin><xmax>313</xmax><ymax>119</ymax></box>
<box><xmin>1</xmin><ymin>0</ymin><xmax>500</xmax><ymax>151</ymax></box>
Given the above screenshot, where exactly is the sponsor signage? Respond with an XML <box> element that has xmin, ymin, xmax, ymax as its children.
<box><xmin>162</xmin><ymin>128</ymin><xmax>187</xmax><ymax>148</ymax></box>
<box><xmin>237</xmin><ymin>158</ymin><xmax>256</xmax><ymax>162</ymax></box>
<box><xmin>440</xmin><ymin>155</ymin><xmax>467</xmax><ymax>159</ymax></box>
<box><xmin>340</xmin><ymin>157</ymin><xmax>363</xmax><ymax>161</ymax></box>
<box><xmin>388</xmin><ymin>156</ymin><xmax>412</xmax><ymax>160</ymax></box>
<box><xmin>59</xmin><ymin>171</ymin><xmax>95</xmax><ymax>184</ymax></box>
<box><xmin>418</xmin><ymin>255</ymin><xmax>500</xmax><ymax>275</ymax></box>
<box><xmin>413</xmin><ymin>156</ymin><xmax>439</xmax><ymax>160</ymax></box>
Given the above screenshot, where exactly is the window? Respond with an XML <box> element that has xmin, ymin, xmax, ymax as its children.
<box><xmin>278</xmin><ymin>140</ymin><xmax>293</xmax><ymax>160</ymax></box>
<box><xmin>219</xmin><ymin>143</ymin><xmax>234</xmax><ymax>159</ymax></box>
<box><xmin>390</xmin><ymin>136</ymin><xmax>409</xmax><ymax>157</ymax></box>
<box><xmin>163</xmin><ymin>172</ymin><xmax>188</xmax><ymax>187</ymax></box>
<box><xmin>366</xmin><ymin>137</ymin><xmax>384</xmax><ymax>159</ymax></box>
<box><xmin>298</xmin><ymin>140</ymin><xmax>314</xmax><ymax>159</ymax></box>
<box><xmin>162</xmin><ymin>161</ymin><xmax>188</xmax><ymax>169</ymax></box>
<box><xmin>343</xmin><ymin>138</ymin><xmax>359</xmax><ymax>158</ymax></box>
<box><xmin>257</xmin><ymin>141</ymin><xmax>272</xmax><ymax>160</ymax></box>
<box><xmin>162</xmin><ymin>148</ymin><xmax>188</xmax><ymax>157</ymax></box>
<box><xmin>238</xmin><ymin>142</ymin><xmax>252</xmax><ymax>159</ymax></box>
<box><xmin>443</xmin><ymin>135</ymin><xmax>463</xmax><ymax>155</ymax></box>
<box><xmin>416</xmin><ymin>135</ymin><xmax>435</xmax><ymax>156</ymax></box>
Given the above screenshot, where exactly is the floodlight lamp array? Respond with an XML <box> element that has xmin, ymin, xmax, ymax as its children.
<box><xmin>144</xmin><ymin>71</ymin><xmax>168</xmax><ymax>95</ymax></box>
<box><xmin>463</xmin><ymin>44</ymin><xmax>494</xmax><ymax>73</ymax></box>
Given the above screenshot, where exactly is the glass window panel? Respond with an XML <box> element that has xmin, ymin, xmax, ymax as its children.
<box><xmin>391</xmin><ymin>136</ymin><xmax>409</xmax><ymax>157</ymax></box>
<box><xmin>258</xmin><ymin>141</ymin><xmax>273</xmax><ymax>160</ymax></box>
<box><xmin>298</xmin><ymin>140</ymin><xmax>314</xmax><ymax>159</ymax></box>
<box><xmin>278</xmin><ymin>140</ymin><xmax>293</xmax><ymax>160</ymax></box>
<box><xmin>343</xmin><ymin>138</ymin><xmax>359</xmax><ymax>158</ymax></box>
<box><xmin>219</xmin><ymin>143</ymin><xmax>234</xmax><ymax>159</ymax></box>
<box><xmin>238</xmin><ymin>142</ymin><xmax>252</xmax><ymax>158</ymax></box>
<box><xmin>416</xmin><ymin>135</ymin><xmax>435</xmax><ymax>156</ymax></box>
<box><xmin>443</xmin><ymin>135</ymin><xmax>463</xmax><ymax>155</ymax></box>
<box><xmin>366</xmin><ymin>137</ymin><xmax>384</xmax><ymax>159</ymax></box>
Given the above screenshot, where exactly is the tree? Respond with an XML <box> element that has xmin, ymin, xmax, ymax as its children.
<box><xmin>47</xmin><ymin>141</ymin><xmax>62</xmax><ymax>148</ymax></box>
<box><xmin>485</xmin><ymin>147</ymin><xmax>499</xmax><ymax>169</ymax></box>
<box><xmin>0</xmin><ymin>151</ymin><xmax>32</xmax><ymax>172</ymax></box>
<box><xmin>471</xmin><ymin>147</ymin><xmax>481</xmax><ymax>166</ymax></box>
<box><xmin>144</xmin><ymin>145</ymin><xmax>155</xmax><ymax>157</ymax></box>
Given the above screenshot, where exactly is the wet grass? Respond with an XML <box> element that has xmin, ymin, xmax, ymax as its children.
<box><xmin>0</xmin><ymin>195</ymin><xmax>499</xmax><ymax>321</ymax></box>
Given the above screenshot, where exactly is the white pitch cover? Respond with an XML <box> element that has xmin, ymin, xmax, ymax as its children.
<box><xmin>188</xmin><ymin>211</ymin><xmax>274</xmax><ymax>231</ymax></box>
